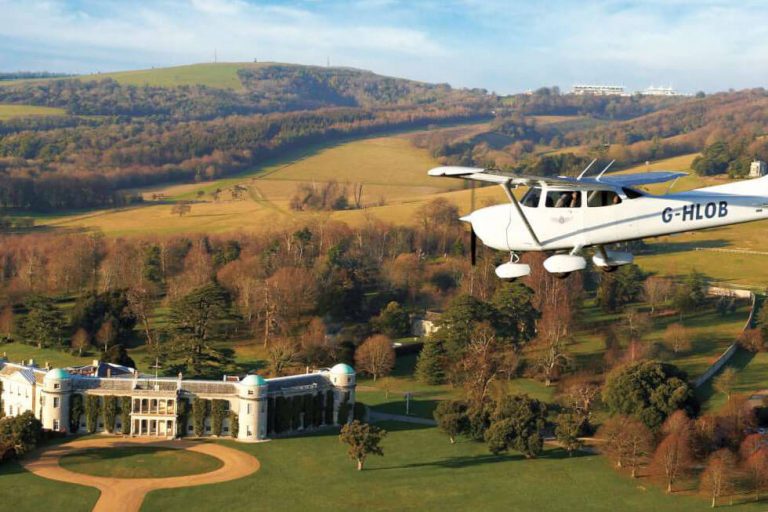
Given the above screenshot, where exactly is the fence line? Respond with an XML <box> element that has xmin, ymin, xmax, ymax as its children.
<box><xmin>695</xmin><ymin>247</ymin><xmax>768</xmax><ymax>256</ymax></box>
<box><xmin>693</xmin><ymin>290</ymin><xmax>757</xmax><ymax>388</ymax></box>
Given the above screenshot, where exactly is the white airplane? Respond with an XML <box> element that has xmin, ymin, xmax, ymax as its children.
<box><xmin>428</xmin><ymin>160</ymin><xmax>768</xmax><ymax>279</ymax></box>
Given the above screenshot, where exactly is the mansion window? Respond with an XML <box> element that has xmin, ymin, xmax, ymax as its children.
<box><xmin>53</xmin><ymin>397</ymin><xmax>59</xmax><ymax>408</ymax></box>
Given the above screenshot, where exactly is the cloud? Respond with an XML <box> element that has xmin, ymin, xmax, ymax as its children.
<box><xmin>0</xmin><ymin>0</ymin><xmax>445</xmax><ymax>72</ymax></box>
<box><xmin>0</xmin><ymin>0</ymin><xmax>767</xmax><ymax>93</ymax></box>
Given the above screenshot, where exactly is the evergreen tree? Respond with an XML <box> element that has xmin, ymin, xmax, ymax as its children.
<box><xmin>434</xmin><ymin>400</ymin><xmax>469</xmax><ymax>444</ymax></box>
<box><xmin>484</xmin><ymin>394</ymin><xmax>547</xmax><ymax>458</ymax></box>
<box><xmin>603</xmin><ymin>360</ymin><xmax>697</xmax><ymax>431</ymax></box>
<box><xmin>372</xmin><ymin>301</ymin><xmax>411</xmax><ymax>338</ymax></box>
<box><xmin>415</xmin><ymin>338</ymin><xmax>446</xmax><ymax>385</ymax></box>
<box><xmin>19</xmin><ymin>295</ymin><xmax>65</xmax><ymax>349</ymax></box>
<box><xmin>166</xmin><ymin>282</ymin><xmax>234</xmax><ymax>377</ymax></box>
<box><xmin>491</xmin><ymin>282</ymin><xmax>538</xmax><ymax>344</ymax></box>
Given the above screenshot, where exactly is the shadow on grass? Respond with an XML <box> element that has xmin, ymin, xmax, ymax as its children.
<box><xmin>369</xmin><ymin>398</ymin><xmax>440</xmax><ymax>419</ymax></box>
<box><xmin>0</xmin><ymin>460</ymin><xmax>27</xmax><ymax>476</ymax></box>
<box><xmin>269</xmin><ymin>419</ymin><xmax>433</xmax><ymax>441</ymax></box>
<box><xmin>368</xmin><ymin>447</ymin><xmax>590</xmax><ymax>471</ymax></box>
<box><xmin>61</xmin><ymin>446</ymin><xmax>178</xmax><ymax>462</ymax></box>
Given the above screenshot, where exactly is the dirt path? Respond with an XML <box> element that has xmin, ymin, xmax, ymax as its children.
<box><xmin>21</xmin><ymin>437</ymin><xmax>260</xmax><ymax>512</ymax></box>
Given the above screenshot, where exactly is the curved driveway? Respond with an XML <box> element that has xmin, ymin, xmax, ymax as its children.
<box><xmin>21</xmin><ymin>437</ymin><xmax>260</xmax><ymax>512</ymax></box>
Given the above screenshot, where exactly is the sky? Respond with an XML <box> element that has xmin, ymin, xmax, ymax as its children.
<box><xmin>0</xmin><ymin>0</ymin><xmax>766</xmax><ymax>94</ymax></box>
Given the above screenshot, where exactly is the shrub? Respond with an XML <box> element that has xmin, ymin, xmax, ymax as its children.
<box><xmin>69</xmin><ymin>394</ymin><xmax>83</xmax><ymax>433</ymax></box>
<box><xmin>103</xmin><ymin>396</ymin><xmax>117</xmax><ymax>433</ymax></box>
<box><xmin>176</xmin><ymin>397</ymin><xmax>189</xmax><ymax>437</ymax></box>
<box><xmin>211</xmin><ymin>400</ymin><xmax>227</xmax><ymax>436</ymax></box>
<box><xmin>85</xmin><ymin>395</ymin><xmax>100</xmax><ymax>434</ymax></box>
<box><xmin>192</xmin><ymin>398</ymin><xmax>209</xmax><ymax>437</ymax></box>
<box><xmin>120</xmin><ymin>396</ymin><xmax>132</xmax><ymax>435</ymax></box>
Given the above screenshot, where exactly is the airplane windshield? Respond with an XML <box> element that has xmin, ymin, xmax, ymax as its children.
<box><xmin>521</xmin><ymin>187</ymin><xmax>541</xmax><ymax>207</ymax></box>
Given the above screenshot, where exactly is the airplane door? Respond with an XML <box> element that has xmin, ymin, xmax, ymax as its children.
<box><xmin>583</xmin><ymin>189</ymin><xmax>630</xmax><ymax>245</ymax></box>
<box><xmin>542</xmin><ymin>189</ymin><xmax>585</xmax><ymax>248</ymax></box>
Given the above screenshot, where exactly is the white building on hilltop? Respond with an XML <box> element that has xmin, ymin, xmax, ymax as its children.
<box><xmin>0</xmin><ymin>359</ymin><xmax>355</xmax><ymax>442</ymax></box>
<box><xmin>571</xmin><ymin>84</ymin><xmax>627</xmax><ymax>96</ymax></box>
<box><xmin>750</xmin><ymin>160</ymin><xmax>767</xmax><ymax>178</ymax></box>
<box><xmin>639</xmin><ymin>86</ymin><xmax>687</xmax><ymax>97</ymax></box>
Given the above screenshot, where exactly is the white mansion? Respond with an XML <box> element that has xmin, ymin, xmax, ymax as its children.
<box><xmin>0</xmin><ymin>358</ymin><xmax>356</xmax><ymax>442</ymax></box>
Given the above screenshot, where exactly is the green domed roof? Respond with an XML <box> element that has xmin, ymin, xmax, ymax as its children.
<box><xmin>240</xmin><ymin>374</ymin><xmax>266</xmax><ymax>386</ymax></box>
<box><xmin>330</xmin><ymin>363</ymin><xmax>355</xmax><ymax>375</ymax></box>
<box><xmin>44</xmin><ymin>368</ymin><xmax>70</xmax><ymax>381</ymax></box>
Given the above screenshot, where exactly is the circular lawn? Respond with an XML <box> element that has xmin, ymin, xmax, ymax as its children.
<box><xmin>59</xmin><ymin>446</ymin><xmax>224</xmax><ymax>479</ymax></box>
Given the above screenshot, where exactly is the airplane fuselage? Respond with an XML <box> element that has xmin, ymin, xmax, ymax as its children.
<box><xmin>469</xmin><ymin>180</ymin><xmax>768</xmax><ymax>252</ymax></box>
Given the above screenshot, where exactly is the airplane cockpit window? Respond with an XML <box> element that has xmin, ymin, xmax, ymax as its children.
<box><xmin>587</xmin><ymin>190</ymin><xmax>622</xmax><ymax>207</ymax></box>
<box><xmin>545</xmin><ymin>190</ymin><xmax>581</xmax><ymax>208</ymax></box>
<box><xmin>622</xmin><ymin>187</ymin><xmax>645</xmax><ymax>199</ymax></box>
<box><xmin>521</xmin><ymin>187</ymin><xmax>542</xmax><ymax>207</ymax></box>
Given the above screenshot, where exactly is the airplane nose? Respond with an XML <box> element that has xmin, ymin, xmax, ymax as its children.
<box><xmin>463</xmin><ymin>206</ymin><xmax>510</xmax><ymax>251</ymax></box>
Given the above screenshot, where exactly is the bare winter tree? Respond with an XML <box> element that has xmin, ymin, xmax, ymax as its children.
<box><xmin>644</xmin><ymin>276</ymin><xmax>674</xmax><ymax>314</ymax></box>
<box><xmin>457</xmin><ymin>322</ymin><xmax>504</xmax><ymax>402</ymax></box>
<box><xmin>663</xmin><ymin>322</ymin><xmax>693</xmax><ymax>354</ymax></box>
<box><xmin>700</xmin><ymin>448</ymin><xmax>738</xmax><ymax>508</ymax></box>
<box><xmin>268</xmin><ymin>338</ymin><xmax>298</xmax><ymax>376</ymax></box>
<box><xmin>355</xmin><ymin>334</ymin><xmax>395</xmax><ymax>382</ymax></box>
<box><xmin>652</xmin><ymin>413</ymin><xmax>694</xmax><ymax>493</ymax></box>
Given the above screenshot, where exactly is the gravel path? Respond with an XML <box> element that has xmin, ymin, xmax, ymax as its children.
<box><xmin>21</xmin><ymin>437</ymin><xmax>260</xmax><ymax>512</ymax></box>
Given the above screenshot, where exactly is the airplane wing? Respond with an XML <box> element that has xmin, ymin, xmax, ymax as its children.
<box><xmin>428</xmin><ymin>166</ymin><xmax>686</xmax><ymax>188</ymax></box>
<box><xmin>585</xmin><ymin>171</ymin><xmax>687</xmax><ymax>187</ymax></box>
<box><xmin>428</xmin><ymin>166</ymin><xmax>607</xmax><ymax>188</ymax></box>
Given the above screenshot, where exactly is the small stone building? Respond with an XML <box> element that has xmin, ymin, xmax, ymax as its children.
<box><xmin>0</xmin><ymin>360</ymin><xmax>355</xmax><ymax>442</ymax></box>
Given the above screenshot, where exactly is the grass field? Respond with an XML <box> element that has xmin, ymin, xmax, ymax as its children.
<box><xmin>0</xmin><ymin>460</ymin><xmax>99</xmax><ymax>512</ymax></box>
<box><xmin>33</xmin><ymin>130</ymin><xmax>470</xmax><ymax>236</ymax></box>
<box><xmin>60</xmin><ymin>446</ymin><xmax>223</xmax><ymax>478</ymax></box>
<box><xmin>0</xmin><ymin>341</ymin><xmax>91</xmax><ymax>368</ymax></box>
<box><xmin>0</xmin><ymin>63</ymin><xmax>271</xmax><ymax>91</ymax></box>
<box><xmin>0</xmin><ymin>104</ymin><xmax>66</xmax><ymax>120</ymax></box>
<box><xmin>29</xmin><ymin>130</ymin><xmax>768</xmax><ymax>286</ymax></box>
<box><xmin>570</xmin><ymin>301</ymin><xmax>749</xmax><ymax>379</ymax></box>
<box><xmin>5</xmin><ymin>423</ymin><xmax>767</xmax><ymax>512</ymax></box>
<box><xmin>138</xmin><ymin>421</ymin><xmax>768</xmax><ymax>512</ymax></box>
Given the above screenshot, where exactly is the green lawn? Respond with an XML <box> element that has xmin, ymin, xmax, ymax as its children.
<box><xmin>60</xmin><ymin>446</ymin><xmax>223</xmax><ymax>478</ymax></box>
<box><xmin>0</xmin><ymin>341</ymin><xmax>91</xmax><ymax>368</ymax></box>
<box><xmin>357</xmin><ymin>354</ymin><xmax>459</xmax><ymax>419</ymax></box>
<box><xmin>569</xmin><ymin>302</ymin><xmax>748</xmax><ymax>380</ymax></box>
<box><xmin>141</xmin><ymin>421</ymin><xmax>765</xmax><ymax>512</ymax></box>
<box><xmin>0</xmin><ymin>460</ymin><xmax>99</xmax><ymax>512</ymax></box>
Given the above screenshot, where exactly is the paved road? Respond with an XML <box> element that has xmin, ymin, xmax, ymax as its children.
<box><xmin>21</xmin><ymin>437</ymin><xmax>260</xmax><ymax>512</ymax></box>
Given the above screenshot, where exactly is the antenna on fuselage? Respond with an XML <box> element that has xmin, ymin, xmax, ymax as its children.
<box><xmin>576</xmin><ymin>158</ymin><xmax>598</xmax><ymax>180</ymax></box>
<box><xmin>595</xmin><ymin>160</ymin><xmax>616</xmax><ymax>181</ymax></box>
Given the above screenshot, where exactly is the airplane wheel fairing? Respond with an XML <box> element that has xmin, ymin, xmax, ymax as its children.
<box><xmin>495</xmin><ymin>262</ymin><xmax>531</xmax><ymax>279</ymax></box>
<box><xmin>601</xmin><ymin>266</ymin><xmax>618</xmax><ymax>273</ymax></box>
<box><xmin>543</xmin><ymin>254</ymin><xmax>586</xmax><ymax>275</ymax></box>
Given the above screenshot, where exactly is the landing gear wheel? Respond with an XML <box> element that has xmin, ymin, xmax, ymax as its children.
<box><xmin>601</xmin><ymin>265</ymin><xmax>618</xmax><ymax>273</ymax></box>
<box><xmin>554</xmin><ymin>272</ymin><xmax>571</xmax><ymax>279</ymax></box>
